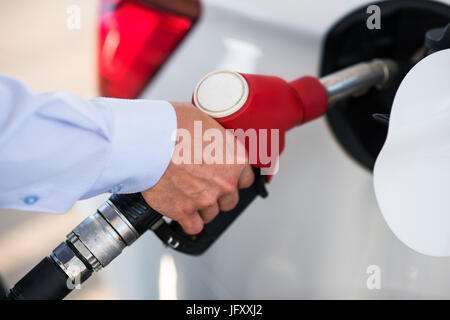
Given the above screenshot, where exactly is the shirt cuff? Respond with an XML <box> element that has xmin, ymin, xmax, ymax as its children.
<box><xmin>83</xmin><ymin>98</ymin><xmax>177</xmax><ymax>198</ymax></box>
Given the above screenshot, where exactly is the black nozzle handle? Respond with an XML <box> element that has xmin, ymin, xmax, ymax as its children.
<box><xmin>109</xmin><ymin>168</ymin><xmax>268</xmax><ymax>255</ymax></box>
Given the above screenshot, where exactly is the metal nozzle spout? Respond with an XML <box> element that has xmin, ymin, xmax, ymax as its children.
<box><xmin>320</xmin><ymin>59</ymin><xmax>398</xmax><ymax>106</ymax></box>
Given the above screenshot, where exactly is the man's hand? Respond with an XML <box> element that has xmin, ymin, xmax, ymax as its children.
<box><xmin>141</xmin><ymin>102</ymin><xmax>255</xmax><ymax>235</ymax></box>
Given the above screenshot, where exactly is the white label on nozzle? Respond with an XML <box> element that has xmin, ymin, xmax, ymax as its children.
<box><xmin>194</xmin><ymin>71</ymin><xmax>249</xmax><ymax>118</ymax></box>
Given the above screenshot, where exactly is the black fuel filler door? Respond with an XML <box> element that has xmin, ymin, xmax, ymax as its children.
<box><xmin>321</xmin><ymin>0</ymin><xmax>450</xmax><ymax>171</ymax></box>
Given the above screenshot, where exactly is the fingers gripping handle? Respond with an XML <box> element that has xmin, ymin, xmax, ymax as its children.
<box><xmin>109</xmin><ymin>168</ymin><xmax>267</xmax><ymax>255</ymax></box>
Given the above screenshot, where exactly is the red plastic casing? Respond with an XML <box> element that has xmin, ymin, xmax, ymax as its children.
<box><xmin>211</xmin><ymin>73</ymin><xmax>328</xmax><ymax>177</ymax></box>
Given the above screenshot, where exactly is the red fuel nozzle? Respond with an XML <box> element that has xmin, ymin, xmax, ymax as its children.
<box><xmin>192</xmin><ymin>60</ymin><xmax>397</xmax><ymax>175</ymax></box>
<box><xmin>193</xmin><ymin>71</ymin><xmax>328</xmax><ymax>173</ymax></box>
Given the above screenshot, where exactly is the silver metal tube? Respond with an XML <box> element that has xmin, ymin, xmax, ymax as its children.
<box><xmin>320</xmin><ymin>59</ymin><xmax>398</xmax><ymax>105</ymax></box>
<box><xmin>51</xmin><ymin>201</ymin><xmax>140</xmax><ymax>281</ymax></box>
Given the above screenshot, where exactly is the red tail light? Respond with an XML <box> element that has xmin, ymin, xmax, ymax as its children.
<box><xmin>98</xmin><ymin>0</ymin><xmax>201</xmax><ymax>99</ymax></box>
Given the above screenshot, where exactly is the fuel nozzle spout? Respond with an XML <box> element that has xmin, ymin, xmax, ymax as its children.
<box><xmin>319</xmin><ymin>59</ymin><xmax>398</xmax><ymax>105</ymax></box>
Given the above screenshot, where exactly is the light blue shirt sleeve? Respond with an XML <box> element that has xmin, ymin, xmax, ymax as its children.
<box><xmin>0</xmin><ymin>75</ymin><xmax>177</xmax><ymax>213</ymax></box>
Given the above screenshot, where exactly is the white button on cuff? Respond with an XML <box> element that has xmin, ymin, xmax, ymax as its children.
<box><xmin>108</xmin><ymin>184</ymin><xmax>122</xmax><ymax>193</ymax></box>
<box><xmin>24</xmin><ymin>195</ymin><xmax>39</xmax><ymax>205</ymax></box>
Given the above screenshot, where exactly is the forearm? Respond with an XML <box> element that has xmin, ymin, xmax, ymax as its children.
<box><xmin>0</xmin><ymin>75</ymin><xmax>176</xmax><ymax>213</ymax></box>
